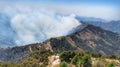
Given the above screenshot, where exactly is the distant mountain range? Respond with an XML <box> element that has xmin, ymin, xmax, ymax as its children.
<box><xmin>0</xmin><ymin>13</ymin><xmax>120</xmax><ymax>48</ymax></box>
<box><xmin>0</xmin><ymin>24</ymin><xmax>120</xmax><ymax>62</ymax></box>
<box><xmin>76</xmin><ymin>16</ymin><xmax>120</xmax><ymax>33</ymax></box>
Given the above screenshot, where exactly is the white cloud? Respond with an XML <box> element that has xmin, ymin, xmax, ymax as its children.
<box><xmin>51</xmin><ymin>5</ymin><xmax>120</xmax><ymax>21</ymax></box>
<box><xmin>0</xmin><ymin>3</ymin><xmax>119</xmax><ymax>20</ymax></box>
<box><xmin>0</xmin><ymin>3</ymin><xmax>119</xmax><ymax>46</ymax></box>
<box><xmin>10</xmin><ymin>8</ymin><xmax>80</xmax><ymax>45</ymax></box>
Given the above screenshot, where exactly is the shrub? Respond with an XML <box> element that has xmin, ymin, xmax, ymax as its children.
<box><xmin>80</xmin><ymin>54</ymin><xmax>92</xmax><ymax>67</ymax></box>
<box><xmin>106</xmin><ymin>62</ymin><xmax>115</xmax><ymax>67</ymax></box>
<box><xmin>71</xmin><ymin>55</ymin><xmax>79</xmax><ymax>67</ymax></box>
<box><xmin>60</xmin><ymin>61</ymin><xmax>68</xmax><ymax>67</ymax></box>
<box><xmin>60</xmin><ymin>51</ymin><xmax>76</xmax><ymax>62</ymax></box>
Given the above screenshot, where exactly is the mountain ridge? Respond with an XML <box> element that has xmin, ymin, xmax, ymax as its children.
<box><xmin>0</xmin><ymin>24</ymin><xmax>120</xmax><ymax>63</ymax></box>
<box><xmin>76</xmin><ymin>16</ymin><xmax>120</xmax><ymax>33</ymax></box>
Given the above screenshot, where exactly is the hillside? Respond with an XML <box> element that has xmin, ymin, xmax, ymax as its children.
<box><xmin>45</xmin><ymin>24</ymin><xmax>120</xmax><ymax>55</ymax></box>
<box><xmin>0</xmin><ymin>24</ymin><xmax>120</xmax><ymax>63</ymax></box>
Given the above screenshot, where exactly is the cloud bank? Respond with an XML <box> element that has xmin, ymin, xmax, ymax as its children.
<box><xmin>3</xmin><ymin>7</ymin><xmax>80</xmax><ymax>46</ymax></box>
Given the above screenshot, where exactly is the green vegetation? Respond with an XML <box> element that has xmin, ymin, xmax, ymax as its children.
<box><xmin>30</xmin><ymin>50</ymin><xmax>52</xmax><ymax>64</ymax></box>
<box><xmin>20</xmin><ymin>57</ymin><xmax>40</xmax><ymax>67</ymax></box>
<box><xmin>106</xmin><ymin>62</ymin><xmax>115</xmax><ymax>67</ymax></box>
<box><xmin>60</xmin><ymin>51</ymin><xmax>76</xmax><ymax>62</ymax></box>
<box><xmin>80</xmin><ymin>54</ymin><xmax>92</xmax><ymax>67</ymax></box>
<box><xmin>0</xmin><ymin>50</ymin><xmax>119</xmax><ymax>67</ymax></box>
<box><xmin>71</xmin><ymin>55</ymin><xmax>79</xmax><ymax>67</ymax></box>
<box><xmin>118</xmin><ymin>56</ymin><xmax>120</xmax><ymax>60</ymax></box>
<box><xmin>60</xmin><ymin>61</ymin><xmax>68</xmax><ymax>67</ymax></box>
<box><xmin>60</xmin><ymin>51</ymin><xmax>92</xmax><ymax>67</ymax></box>
<box><xmin>0</xmin><ymin>50</ymin><xmax>53</xmax><ymax>67</ymax></box>
<box><xmin>29</xmin><ymin>50</ymin><xmax>53</xmax><ymax>67</ymax></box>
<box><xmin>0</xmin><ymin>62</ymin><xmax>19</xmax><ymax>67</ymax></box>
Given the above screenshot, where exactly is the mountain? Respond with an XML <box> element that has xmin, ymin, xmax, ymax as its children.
<box><xmin>46</xmin><ymin>24</ymin><xmax>120</xmax><ymax>55</ymax></box>
<box><xmin>0</xmin><ymin>24</ymin><xmax>120</xmax><ymax>62</ymax></box>
<box><xmin>76</xmin><ymin>16</ymin><xmax>120</xmax><ymax>33</ymax></box>
<box><xmin>0</xmin><ymin>42</ymin><xmax>52</xmax><ymax>62</ymax></box>
<box><xmin>0</xmin><ymin>14</ymin><xmax>120</xmax><ymax>48</ymax></box>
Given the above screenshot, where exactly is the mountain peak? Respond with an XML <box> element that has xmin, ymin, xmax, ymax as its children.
<box><xmin>48</xmin><ymin>24</ymin><xmax>120</xmax><ymax>55</ymax></box>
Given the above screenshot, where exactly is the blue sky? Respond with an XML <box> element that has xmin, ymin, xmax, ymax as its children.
<box><xmin>0</xmin><ymin>0</ymin><xmax>120</xmax><ymax>6</ymax></box>
<box><xmin>0</xmin><ymin>0</ymin><xmax>120</xmax><ymax>20</ymax></box>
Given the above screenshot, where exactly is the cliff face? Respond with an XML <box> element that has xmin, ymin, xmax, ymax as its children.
<box><xmin>0</xmin><ymin>24</ymin><xmax>120</xmax><ymax>62</ymax></box>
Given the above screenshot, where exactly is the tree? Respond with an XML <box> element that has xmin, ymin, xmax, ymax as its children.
<box><xmin>80</xmin><ymin>54</ymin><xmax>92</xmax><ymax>67</ymax></box>
<box><xmin>60</xmin><ymin>51</ymin><xmax>76</xmax><ymax>62</ymax></box>
<box><xmin>71</xmin><ymin>55</ymin><xmax>79</xmax><ymax>67</ymax></box>
<box><xmin>60</xmin><ymin>61</ymin><xmax>68</xmax><ymax>67</ymax></box>
<box><xmin>106</xmin><ymin>62</ymin><xmax>115</xmax><ymax>67</ymax></box>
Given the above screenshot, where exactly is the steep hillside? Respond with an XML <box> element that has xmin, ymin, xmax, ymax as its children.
<box><xmin>46</xmin><ymin>24</ymin><xmax>120</xmax><ymax>55</ymax></box>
